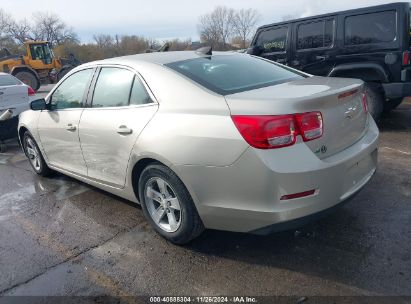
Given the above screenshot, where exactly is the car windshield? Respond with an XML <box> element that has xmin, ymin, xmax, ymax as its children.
<box><xmin>0</xmin><ymin>75</ymin><xmax>21</xmax><ymax>86</ymax></box>
<box><xmin>166</xmin><ymin>54</ymin><xmax>304</xmax><ymax>95</ymax></box>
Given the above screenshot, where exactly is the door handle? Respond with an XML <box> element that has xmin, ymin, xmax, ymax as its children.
<box><xmin>66</xmin><ymin>124</ymin><xmax>76</xmax><ymax>131</ymax></box>
<box><xmin>117</xmin><ymin>125</ymin><xmax>133</xmax><ymax>135</ymax></box>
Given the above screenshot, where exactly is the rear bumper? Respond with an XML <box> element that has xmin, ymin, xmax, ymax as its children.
<box><xmin>173</xmin><ymin>118</ymin><xmax>379</xmax><ymax>233</ymax></box>
<box><xmin>250</xmin><ymin>186</ymin><xmax>362</xmax><ymax>235</ymax></box>
<box><xmin>382</xmin><ymin>67</ymin><xmax>411</xmax><ymax>98</ymax></box>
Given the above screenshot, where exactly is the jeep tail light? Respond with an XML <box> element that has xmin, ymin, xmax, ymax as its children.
<box><xmin>362</xmin><ymin>92</ymin><xmax>368</xmax><ymax>113</ymax></box>
<box><xmin>403</xmin><ymin>51</ymin><xmax>410</xmax><ymax>65</ymax></box>
<box><xmin>27</xmin><ymin>86</ymin><xmax>35</xmax><ymax>96</ymax></box>
<box><xmin>231</xmin><ymin>111</ymin><xmax>323</xmax><ymax>149</ymax></box>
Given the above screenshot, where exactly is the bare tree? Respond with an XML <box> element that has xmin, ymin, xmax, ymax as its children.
<box><xmin>233</xmin><ymin>8</ymin><xmax>260</xmax><ymax>49</ymax></box>
<box><xmin>32</xmin><ymin>12</ymin><xmax>78</xmax><ymax>47</ymax></box>
<box><xmin>8</xmin><ymin>19</ymin><xmax>32</xmax><ymax>44</ymax></box>
<box><xmin>0</xmin><ymin>9</ymin><xmax>10</xmax><ymax>36</ymax></box>
<box><xmin>198</xmin><ymin>6</ymin><xmax>235</xmax><ymax>50</ymax></box>
<box><xmin>93</xmin><ymin>34</ymin><xmax>114</xmax><ymax>48</ymax></box>
<box><xmin>198</xmin><ymin>14</ymin><xmax>219</xmax><ymax>48</ymax></box>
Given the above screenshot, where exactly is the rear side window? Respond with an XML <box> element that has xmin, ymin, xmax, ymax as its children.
<box><xmin>297</xmin><ymin>19</ymin><xmax>335</xmax><ymax>50</ymax></box>
<box><xmin>255</xmin><ymin>27</ymin><xmax>288</xmax><ymax>53</ymax></box>
<box><xmin>92</xmin><ymin>68</ymin><xmax>134</xmax><ymax>108</ymax></box>
<box><xmin>345</xmin><ymin>11</ymin><xmax>396</xmax><ymax>45</ymax></box>
<box><xmin>129</xmin><ymin>77</ymin><xmax>152</xmax><ymax>105</ymax></box>
<box><xmin>166</xmin><ymin>55</ymin><xmax>304</xmax><ymax>95</ymax></box>
<box><xmin>0</xmin><ymin>75</ymin><xmax>21</xmax><ymax>86</ymax></box>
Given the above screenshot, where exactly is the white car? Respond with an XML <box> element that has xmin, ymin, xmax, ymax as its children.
<box><xmin>18</xmin><ymin>51</ymin><xmax>378</xmax><ymax>244</ymax></box>
<box><xmin>0</xmin><ymin>72</ymin><xmax>35</xmax><ymax>140</ymax></box>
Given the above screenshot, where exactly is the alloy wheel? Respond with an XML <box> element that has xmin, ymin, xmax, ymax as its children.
<box><xmin>144</xmin><ymin>177</ymin><xmax>182</xmax><ymax>232</ymax></box>
<box><xmin>25</xmin><ymin>137</ymin><xmax>41</xmax><ymax>171</ymax></box>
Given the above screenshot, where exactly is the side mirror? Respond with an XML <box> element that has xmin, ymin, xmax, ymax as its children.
<box><xmin>246</xmin><ymin>45</ymin><xmax>263</xmax><ymax>56</ymax></box>
<box><xmin>30</xmin><ymin>98</ymin><xmax>47</xmax><ymax>111</ymax></box>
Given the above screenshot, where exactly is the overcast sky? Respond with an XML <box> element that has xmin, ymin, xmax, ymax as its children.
<box><xmin>0</xmin><ymin>0</ymin><xmax>400</xmax><ymax>42</ymax></box>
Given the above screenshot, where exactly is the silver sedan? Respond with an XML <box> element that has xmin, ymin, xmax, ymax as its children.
<box><xmin>18</xmin><ymin>50</ymin><xmax>379</xmax><ymax>244</ymax></box>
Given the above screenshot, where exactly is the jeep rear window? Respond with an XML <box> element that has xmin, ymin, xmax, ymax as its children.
<box><xmin>345</xmin><ymin>10</ymin><xmax>396</xmax><ymax>45</ymax></box>
<box><xmin>166</xmin><ymin>55</ymin><xmax>304</xmax><ymax>95</ymax></box>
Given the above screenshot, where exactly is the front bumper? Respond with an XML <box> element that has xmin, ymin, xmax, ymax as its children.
<box><xmin>173</xmin><ymin>118</ymin><xmax>379</xmax><ymax>233</ymax></box>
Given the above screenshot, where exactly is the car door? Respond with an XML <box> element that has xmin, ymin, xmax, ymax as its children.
<box><xmin>79</xmin><ymin>66</ymin><xmax>158</xmax><ymax>187</ymax></box>
<box><xmin>253</xmin><ymin>25</ymin><xmax>291</xmax><ymax>65</ymax></box>
<box><xmin>291</xmin><ymin>17</ymin><xmax>337</xmax><ymax>75</ymax></box>
<box><xmin>37</xmin><ymin>68</ymin><xmax>95</xmax><ymax>175</ymax></box>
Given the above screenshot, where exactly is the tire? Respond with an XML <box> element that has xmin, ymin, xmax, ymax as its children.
<box><xmin>364</xmin><ymin>83</ymin><xmax>384</xmax><ymax>121</ymax></box>
<box><xmin>22</xmin><ymin>131</ymin><xmax>53</xmax><ymax>176</ymax></box>
<box><xmin>138</xmin><ymin>163</ymin><xmax>204</xmax><ymax>244</ymax></box>
<box><xmin>14</xmin><ymin>71</ymin><xmax>40</xmax><ymax>91</ymax></box>
<box><xmin>383</xmin><ymin>97</ymin><xmax>403</xmax><ymax>113</ymax></box>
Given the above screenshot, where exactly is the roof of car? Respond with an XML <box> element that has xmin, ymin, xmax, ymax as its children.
<box><xmin>84</xmin><ymin>50</ymin><xmax>234</xmax><ymax>67</ymax></box>
<box><xmin>256</xmin><ymin>2</ymin><xmax>409</xmax><ymax>31</ymax></box>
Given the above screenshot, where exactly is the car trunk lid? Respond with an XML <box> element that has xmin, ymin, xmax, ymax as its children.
<box><xmin>225</xmin><ymin>76</ymin><xmax>368</xmax><ymax>158</ymax></box>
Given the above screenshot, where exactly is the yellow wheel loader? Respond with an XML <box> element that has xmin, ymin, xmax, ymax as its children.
<box><xmin>0</xmin><ymin>41</ymin><xmax>79</xmax><ymax>91</ymax></box>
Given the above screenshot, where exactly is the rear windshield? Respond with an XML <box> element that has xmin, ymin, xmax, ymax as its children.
<box><xmin>0</xmin><ymin>75</ymin><xmax>22</xmax><ymax>86</ymax></box>
<box><xmin>166</xmin><ymin>55</ymin><xmax>304</xmax><ymax>95</ymax></box>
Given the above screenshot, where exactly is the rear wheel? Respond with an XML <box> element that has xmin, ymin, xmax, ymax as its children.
<box><xmin>14</xmin><ymin>71</ymin><xmax>40</xmax><ymax>91</ymax></box>
<box><xmin>23</xmin><ymin>132</ymin><xmax>52</xmax><ymax>176</ymax></box>
<box><xmin>383</xmin><ymin>97</ymin><xmax>403</xmax><ymax>113</ymax></box>
<box><xmin>364</xmin><ymin>83</ymin><xmax>384</xmax><ymax>121</ymax></box>
<box><xmin>138</xmin><ymin>163</ymin><xmax>204</xmax><ymax>244</ymax></box>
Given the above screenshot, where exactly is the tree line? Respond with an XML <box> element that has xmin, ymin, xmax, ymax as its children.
<box><xmin>0</xmin><ymin>6</ymin><xmax>260</xmax><ymax>63</ymax></box>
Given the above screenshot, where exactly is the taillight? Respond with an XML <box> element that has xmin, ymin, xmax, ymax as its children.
<box><xmin>295</xmin><ymin>112</ymin><xmax>323</xmax><ymax>141</ymax></box>
<box><xmin>231</xmin><ymin>111</ymin><xmax>323</xmax><ymax>149</ymax></box>
<box><xmin>27</xmin><ymin>86</ymin><xmax>35</xmax><ymax>96</ymax></box>
<box><xmin>361</xmin><ymin>92</ymin><xmax>368</xmax><ymax>113</ymax></box>
<box><xmin>403</xmin><ymin>51</ymin><xmax>410</xmax><ymax>65</ymax></box>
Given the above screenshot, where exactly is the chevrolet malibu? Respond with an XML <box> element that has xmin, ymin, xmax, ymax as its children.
<box><xmin>18</xmin><ymin>50</ymin><xmax>379</xmax><ymax>244</ymax></box>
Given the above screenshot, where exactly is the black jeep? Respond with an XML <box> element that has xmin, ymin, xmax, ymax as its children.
<box><xmin>247</xmin><ymin>2</ymin><xmax>411</xmax><ymax>120</ymax></box>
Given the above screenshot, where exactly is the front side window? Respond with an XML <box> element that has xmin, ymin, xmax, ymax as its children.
<box><xmin>297</xmin><ymin>19</ymin><xmax>334</xmax><ymax>50</ymax></box>
<box><xmin>51</xmin><ymin>68</ymin><xmax>93</xmax><ymax>110</ymax></box>
<box><xmin>92</xmin><ymin>68</ymin><xmax>134</xmax><ymax>108</ymax></box>
<box><xmin>345</xmin><ymin>11</ymin><xmax>396</xmax><ymax>45</ymax></box>
<box><xmin>255</xmin><ymin>27</ymin><xmax>288</xmax><ymax>53</ymax></box>
<box><xmin>166</xmin><ymin>55</ymin><xmax>304</xmax><ymax>95</ymax></box>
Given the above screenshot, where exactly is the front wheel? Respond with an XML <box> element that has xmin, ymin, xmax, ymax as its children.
<box><xmin>138</xmin><ymin>163</ymin><xmax>204</xmax><ymax>244</ymax></box>
<box><xmin>23</xmin><ymin>132</ymin><xmax>53</xmax><ymax>176</ymax></box>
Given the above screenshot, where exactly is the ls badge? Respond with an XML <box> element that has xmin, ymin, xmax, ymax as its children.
<box><xmin>315</xmin><ymin>145</ymin><xmax>328</xmax><ymax>154</ymax></box>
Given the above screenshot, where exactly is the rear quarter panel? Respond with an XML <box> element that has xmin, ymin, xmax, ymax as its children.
<box><xmin>129</xmin><ymin>63</ymin><xmax>249</xmax><ymax>167</ymax></box>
